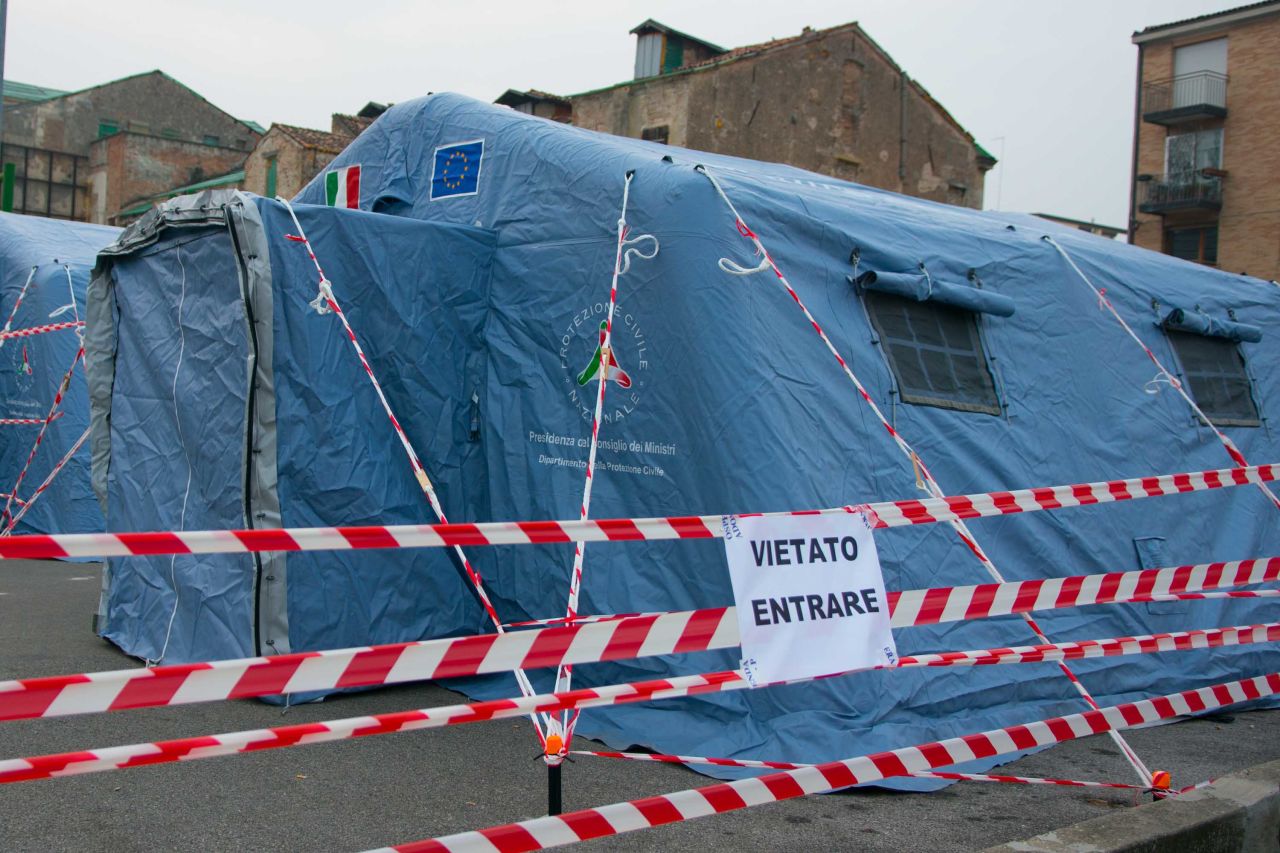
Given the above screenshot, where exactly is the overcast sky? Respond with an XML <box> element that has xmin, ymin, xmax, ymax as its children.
<box><xmin>5</xmin><ymin>0</ymin><xmax>1243</xmax><ymax>226</ymax></box>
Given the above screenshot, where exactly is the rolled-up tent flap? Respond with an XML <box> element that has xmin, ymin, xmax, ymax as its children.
<box><xmin>854</xmin><ymin>269</ymin><xmax>1016</xmax><ymax>317</ymax></box>
<box><xmin>930</xmin><ymin>280</ymin><xmax>1016</xmax><ymax>317</ymax></box>
<box><xmin>855</xmin><ymin>269</ymin><xmax>929</xmax><ymax>300</ymax></box>
<box><xmin>1162</xmin><ymin>307</ymin><xmax>1262</xmax><ymax>343</ymax></box>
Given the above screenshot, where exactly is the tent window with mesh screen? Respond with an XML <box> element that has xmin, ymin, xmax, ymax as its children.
<box><xmin>1167</xmin><ymin>330</ymin><xmax>1260</xmax><ymax>427</ymax></box>
<box><xmin>864</xmin><ymin>291</ymin><xmax>1001</xmax><ymax>415</ymax></box>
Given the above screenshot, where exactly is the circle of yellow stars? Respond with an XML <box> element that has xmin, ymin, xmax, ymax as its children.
<box><xmin>441</xmin><ymin>150</ymin><xmax>472</xmax><ymax>190</ymax></box>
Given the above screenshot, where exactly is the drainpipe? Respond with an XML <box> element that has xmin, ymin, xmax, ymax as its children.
<box><xmin>899</xmin><ymin>69</ymin><xmax>908</xmax><ymax>192</ymax></box>
<box><xmin>1127</xmin><ymin>43</ymin><xmax>1143</xmax><ymax>245</ymax></box>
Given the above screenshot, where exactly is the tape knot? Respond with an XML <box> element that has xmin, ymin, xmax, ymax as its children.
<box><xmin>309</xmin><ymin>279</ymin><xmax>335</xmax><ymax>315</ymax></box>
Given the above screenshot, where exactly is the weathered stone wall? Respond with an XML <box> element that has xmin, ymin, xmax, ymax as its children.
<box><xmin>4</xmin><ymin>71</ymin><xmax>259</xmax><ymax>157</ymax></box>
<box><xmin>1133</xmin><ymin>14</ymin><xmax>1280</xmax><ymax>280</ymax></box>
<box><xmin>571</xmin><ymin>25</ymin><xmax>988</xmax><ymax>208</ymax></box>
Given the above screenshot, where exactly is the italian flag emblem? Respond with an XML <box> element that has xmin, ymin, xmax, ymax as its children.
<box><xmin>325</xmin><ymin>164</ymin><xmax>361</xmax><ymax>208</ymax></box>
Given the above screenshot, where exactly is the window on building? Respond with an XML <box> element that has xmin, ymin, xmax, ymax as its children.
<box><xmin>202</xmin><ymin>135</ymin><xmax>220</xmax><ymax>147</ymax></box>
<box><xmin>265</xmin><ymin>156</ymin><xmax>278</xmax><ymax>198</ymax></box>
<box><xmin>161</xmin><ymin>128</ymin><xmax>179</xmax><ymax>139</ymax></box>
<box><xmin>864</xmin><ymin>291</ymin><xmax>1001</xmax><ymax>415</ymax></box>
<box><xmin>635</xmin><ymin>33</ymin><xmax>663</xmax><ymax>78</ymax></box>
<box><xmin>1165</xmin><ymin>226</ymin><xmax>1218</xmax><ymax>265</ymax></box>
<box><xmin>1174</xmin><ymin>38</ymin><xmax>1227</xmax><ymax>77</ymax></box>
<box><xmin>97</xmin><ymin>120</ymin><xmax>119</xmax><ymax>138</ymax></box>
<box><xmin>1166</xmin><ymin>330</ymin><xmax>1259</xmax><ymax>427</ymax></box>
<box><xmin>1165</xmin><ymin>128</ymin><xmax>1222</xmax><ymax>182</ymax></box>
<box><xmin>1172</xmin><ymin>38</ymin><xmax>1228</xmax><ymax>108</ymax></box>
<box><xmin>641</xmin><ymin>125</ymin><xmax>669</xmax><ymax>144</ymax></box>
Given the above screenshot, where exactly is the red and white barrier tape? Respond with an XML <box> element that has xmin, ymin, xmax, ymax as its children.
<box><xmin>897</xmin><ymin>622</ymin><xmax>1280</xmax><ymax>668</ymax></box>
<box><xmin>0</xmin><ymin>265</ymin><xmax>37</xmax><ymax>349</ymax></box>
<box><xmin>3</xmin><ymin>551</ymin><xmax>1274</xmax><ymax>724</ymax></box>
<box><xmin>2</xmin><ymin>623</ymin><xmax>1275</xmax><ymax>786</ymax></box>
<box><xmin>1</xmin><ymin>425</ymin><xmax>91</xmax><ymax>535</ymax></box>
<box><xmin>1044</xmin><ymin>235</ymin><xmax>1280</xmax><ymax>512</ymax></box>
<box><xmin>1133</xmin><ymin>590</ymin><xmax>1280</xmax><ymax>601</ymax></box>
<box><xmin>0</xmin><ymin>669</ymin><xmax>741</xmax><ymax>784</ymax></box>
<box><xmin>277</xmin><ymin>198</ymin><xmax>548</xmax><ymax>743</ymax></box>
<box><xmin>696</xmin><ymin>164</ymin><xmax>1153</xmax><ymax>781</ymax></box>
<box><xmin>0</xmin><ymin>461</ymin><xmax>1272</xmax><ymax>561</ymax></box>
<box><xmin>1</xmin><ymin>346</ymin><xmax>82</xmax><ymax>528</ymax></box>
<box><xmin>0</xmin><ymin>413</ymin><xmax>64</xmax><ymax>426</ymax></box>
<box><xmin>514</xmin><ymin>586</ymin><xmax>1280</xmax><ymax>629</ymax></box>
<box><xmin>887</xmin><ymin>557</ymin><xmax>1280</xmax><ymax>628</ymax></box>
<box><xmin>574</xmin><ymin>750</ymin><xmax>1150</xmax><ymax>792</ymax></box>
<box><xmin>0</xmin><ymin>319</ymin><xmax>84</xmax><ymax>341</ymax></box>
<box><xmin>373</xmin><ymin>672</ymin><xmax>1280</xmax><ymax>853</ymax></box>
<box><xmin>573</xmin><ymin>753</ymin><xmax>1206</xmax><ymax>795</ymax></box>
<box><xmin>915</xmin><ymin>770</ymin><xmax>1145</xmax><ymax>790</ymax></box>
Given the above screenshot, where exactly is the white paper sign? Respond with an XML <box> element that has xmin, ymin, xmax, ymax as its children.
<box><xmin>721</xmin><ymin>512</ymin><xmax>897</xmax><ymax>687</ymax></box>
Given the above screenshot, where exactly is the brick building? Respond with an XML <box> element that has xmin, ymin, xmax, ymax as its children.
<box><xmin>242</xmin><ymin>109</ymin><xmax>378</xmax><ymax>201</ymax></box>
<box><xmin>1129</xmin><ymin>2</ymin><xmax>1280</xmax><ymax>280</ymax></box>
<box><xmin>92</xmin><ymin>133</ymin><xmax>249</xmax><ymax>224</ymax></box>
<box><xmin>1</xmin><ymin>70</ymin><xmax>262</xmax><ymax>224</ymax></box>
<box><xmin>500</xmin><ymin>20</ymin><xmax>995</xmax><ymax>209</ymax></box>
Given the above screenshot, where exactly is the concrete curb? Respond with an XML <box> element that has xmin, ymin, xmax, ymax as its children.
<box><xmin>985</xmin><ymin>758</ymin><xmax>1280</xmax><ymax>852</ymax></box>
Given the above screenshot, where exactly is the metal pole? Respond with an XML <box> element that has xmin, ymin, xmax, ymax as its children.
<box><xmin>0</xmin><ymin>0</ymin><xmax>8</xmax><ymax>144</ymax></box>
<box><xmin>547</xmin><ymin>763</ymin><xmax>562</xmax><ymax>815</ymax></box>
<box><xmin>0</xmin><ymin>0</ymin><xmax>8</xmax><ymax>213</ymax></box>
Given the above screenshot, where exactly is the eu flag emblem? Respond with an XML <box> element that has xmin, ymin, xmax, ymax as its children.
<box><xmin>431</xmin><ymin>140</ymin><xmax>484</xmax><ymax>200</ymax></box>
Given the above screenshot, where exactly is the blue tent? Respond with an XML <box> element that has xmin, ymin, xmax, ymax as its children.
<box><xmin>0</xmin><ymin>212</ymin><xmax>118</xmax><ymax>537</ymax></box>
<box><xmin>88</xmin><ymin>94</ymin><xmax>1280</xmax><ymax>782</ymax></box>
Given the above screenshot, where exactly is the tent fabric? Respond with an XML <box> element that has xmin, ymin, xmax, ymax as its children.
<box><xmin>91</xmin><ymin>93</ymin><xmax>1280</xmax><ymax>786</ymax></box>
<box><xmin>0</xmin><ymin>212</ymin><xmax>118</xmax><ymax>537</ymax></box>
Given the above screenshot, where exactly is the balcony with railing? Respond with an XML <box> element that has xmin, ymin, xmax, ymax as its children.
<box><xmin>1137</xmin><ymin>174</ymin><xmax>1223</xmax><ymax>214</ymax></box>
<box><xmin>1142</xmin><ymin>72</ymin><xmax>1228</xmax><ymax>125</ymax></box>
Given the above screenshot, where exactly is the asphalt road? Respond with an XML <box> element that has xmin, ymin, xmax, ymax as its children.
<box><xmin>2</xmin><ymin>558</ymin><xmax>1278</xmax><ymax>852</ymax></box>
